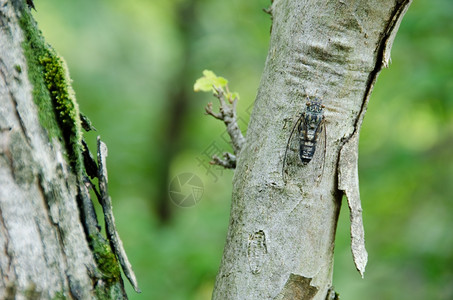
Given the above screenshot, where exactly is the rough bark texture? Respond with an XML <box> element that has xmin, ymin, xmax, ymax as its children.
<box><xmin>212</xmin><ymin>0</ymin><xmax>412</xmax><ymax>299</ymax></box>
<box><xmin>0</xmin><ymin>1</ymin><xmax>133</xmax><ymax>298</ymax></box>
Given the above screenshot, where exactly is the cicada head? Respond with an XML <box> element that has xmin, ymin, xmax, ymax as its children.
<box><xmin>306</xmin><ymin>97</ymin><xmax>324</xmax><ymax>114</ymax></box>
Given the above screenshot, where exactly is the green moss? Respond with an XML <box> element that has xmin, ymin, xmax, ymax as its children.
<box><xmin>19</xmin><ymin>8</ymin><xmax>83</xmax><ymax>175</ymax></box>
<box><xmin>51</xmin><ymin>291</ymin><xmax>67</xmax><ymax>300</ymax></box>
<box><xmin>94</xmin><ymin>284</ymin><xmax>125</xmax><ymax>300</ymax></box>
<box><xmin>39</xmin><ymin>49</ymin><xmax>83</xmax><ymax>173</ymax></box>
<box><xmin>89</xmin><ymin>235</ymin><xmax>121</xmax><ymax>285</ymax></box>
<box><xmin>24</xmin><ymin>283</ymin><xmax>40</xmax><ymax>299</ymax></box>
<box><xmin>88</xmin><ymin>234</ymin><xmax>125</xmax><ymax>298</ymax></box>
<box><xmin>19</xmin><ymin>8</ymin><xmax>124</xmax><ymax>299</ymax></box>
<box><xmin>19</xmin><ymin>11</ymin><xmax>61</xmax><ymax>139</ymax></box>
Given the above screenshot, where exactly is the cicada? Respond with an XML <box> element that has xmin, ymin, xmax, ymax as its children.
<box><xmin>282</xmin><ymin>96</ymin><xmax>325</xmax><ymax>180</ymax></box>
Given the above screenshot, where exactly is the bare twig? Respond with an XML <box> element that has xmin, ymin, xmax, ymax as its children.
<box><xmin>205</xmin><ymin>86</ymin><xmax>245</xmax><ymax>166</ymax></box>
<box><xmin>205</xmin><ymin>102</ymin><xmax>222</xmax><ymax>120</ymax></box>
<box><xmin>262</xmin><ymin>0</ymin><xmax>274</xmax><ymax>33</ymax></box>
<box><xmin>211</xmin><ymin>152</ymin><xmax>236</xmax><ymax>169</ymax></box>
<box><xmin>262</xmin><ymin>7</ymin><xmax>272</xmax><ymax>16</ymax></box>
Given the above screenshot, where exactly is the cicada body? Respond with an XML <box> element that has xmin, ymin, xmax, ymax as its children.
<box><xmin>298</xmin><ymin>97</ymin><xmax>325</xmax><ymax>164</ymax></box>
<box><xmin>282</xmin><ymin>96</ymin><xmax>325</xmax><ymax>180</ymax></box>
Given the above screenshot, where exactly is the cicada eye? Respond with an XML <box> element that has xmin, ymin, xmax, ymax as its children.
<box><xmin>321</xmin><ymin>105</ymin><xmax>325</xmax><ymax>108</ymax></box>
<box><xmin>306</xmin><ymin>102</ymin><xmax>311</xmax><ymax>107</ymax></box>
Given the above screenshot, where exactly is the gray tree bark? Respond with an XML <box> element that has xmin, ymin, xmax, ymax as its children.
<box><xmin>212</xmin><ymin>0</ymin><xmax>412</xmax><ymax>299</ymax></box>
<box><xmin>0</xmin><ymin>1</ymin><xmax>136</xmax><ymax>298</ymax></box>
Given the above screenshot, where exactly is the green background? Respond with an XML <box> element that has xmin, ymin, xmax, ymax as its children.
<box><xmin>33</xmin><ymin>0</ymin><xmax>453</xmax><ymax>299</ymax></box>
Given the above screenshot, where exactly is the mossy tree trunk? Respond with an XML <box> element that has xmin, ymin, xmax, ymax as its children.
<box><xmin>0</xmin><ymin>1</ymin><xmax>135</xmax><ymax>298</ymax></box>
<box><xmin>212</xmin><ymin>0</ymin><xmax>412</xmax><ymax>299</ymax></box>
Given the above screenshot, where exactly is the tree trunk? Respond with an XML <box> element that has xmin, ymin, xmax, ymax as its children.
<box><xmin>212</xmin><ymin>0</ymin><xmax>412</xmax><ymax>299</ymax></box>
<box><xmin>0</xmin><ymin>1</ymin><xmax>136</xmax><ymax>298</ymax></box>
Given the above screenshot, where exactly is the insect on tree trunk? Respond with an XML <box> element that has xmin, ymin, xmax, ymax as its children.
<box><xmin>212</xmin><ymin>0</ymin><xmax>412</xmax><ymax>299</ymax></box>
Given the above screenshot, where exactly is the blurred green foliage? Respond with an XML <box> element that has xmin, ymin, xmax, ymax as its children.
<box><xmin>33</xmin><ymin>0</ymin><xmax>452</xmax><ymax>299</ymax></box>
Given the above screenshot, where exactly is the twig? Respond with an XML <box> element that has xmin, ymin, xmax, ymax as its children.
<box><xmin>205</xmin><ymin>86</ymin><xmax>245</xmax><ymax>162</ymax></box>
<box><xmin>210</xmin><ymin>152</ymin><xmax>236</xmax><ymax>169</ymax></box>
<box><xmin>262</xmin><ymin>7</ymin><xmax>272</xmax><ymax>16</ymax></box>
<box><xmin>205</xmin><ymin>102</ymin><xmax>222</xmax><ymax>120</ymax></box>
<box><xmin>262</xmin><ymin>0</ymin><xmax>274</xmax><ymax>33</ymax></box>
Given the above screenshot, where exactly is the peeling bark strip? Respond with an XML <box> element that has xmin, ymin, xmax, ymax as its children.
<box><xmin>338</xmin><ymin>133</ymin><xmax>367</xmax><ymax>276</ymax></box>
<box><xmin>213</xmin><ymin>0</ymin><xmax>412</xmax><ymax>299</ymax></box>
<box><xmin>337</xmin><ymin>0</ymin><xmax>412</xmax><ymax>277</ymax></box>
<box><xmin>97</xmin><ymin>137</ymin><xmax>141</xmax><ymax>293</ymax></box>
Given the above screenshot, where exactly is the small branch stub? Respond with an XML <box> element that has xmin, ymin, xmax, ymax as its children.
<box><xmin>211</xmin><ymin>152</ymin><xmax>236</xmax><ymax>169</ymax></box>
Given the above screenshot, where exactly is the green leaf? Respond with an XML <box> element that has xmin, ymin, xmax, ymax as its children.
<box><xmin>229</xmin><ymin>92</ymin><xmax>240</xmax><ymax>101</ymax></box>
<box><xmin>194</xmin><ymin>70</ymin><xmax>228</xmax><ymax>92</ymax></box>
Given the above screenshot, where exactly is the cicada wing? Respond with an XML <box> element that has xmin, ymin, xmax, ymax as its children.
<box><xmin>314</xmin><ymin>121</ymin><xmax>327</xmax><ymax>186</ymax></box>
<box><xmin>282</xmin><ymin>114</ymin><xmax>303</xmax><ymax>182</ymax></box>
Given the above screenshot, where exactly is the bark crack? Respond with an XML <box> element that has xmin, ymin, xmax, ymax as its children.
<box><xmin>349</xmin><ymin>0</ymin><xmax>413</xmax><ymax>141</ymax></box>
<box><xmin>0</xmin><ymin>64</ymin><xmax>31</xmax><ymax>148</ymax></box>
<box><xmin>0</xmin><ymin>207</ymin><xmax>14</xmax><ymax>282</ymax></box>
<box><xmin>36</xmin><ymin>175</ymin><xmax>73</xmax><ymax>297</ymax></box>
